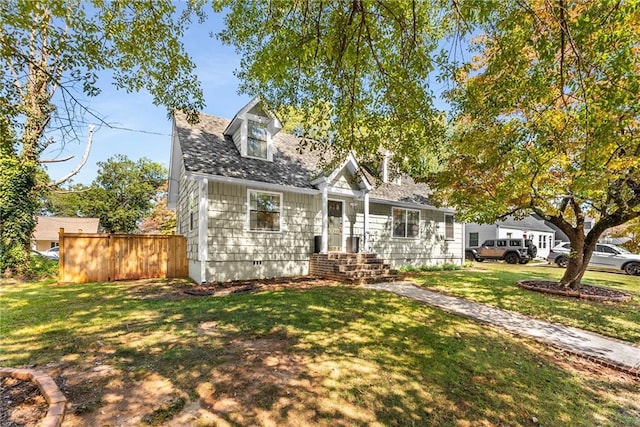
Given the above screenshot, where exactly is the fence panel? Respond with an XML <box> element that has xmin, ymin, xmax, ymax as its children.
<box><xmin>59</xmin><ymin>228</ymin><xmax>188</xmax><ymax>283</ymax></box>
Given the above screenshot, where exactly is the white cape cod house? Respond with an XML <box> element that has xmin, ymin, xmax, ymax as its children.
<box><xmin>168</xmin><ymin>97</ymin><xmax>463</xmax><ymax>284</ymax></box>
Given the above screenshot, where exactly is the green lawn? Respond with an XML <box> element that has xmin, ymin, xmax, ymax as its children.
<box><xmin>1</xmin><ymin>278</ymin><xmax>639</xmax><ymax>426</ymax></box>
<box><xmin>409</xmin><ymin>261</ymin><xmax>640</xmax><ymax>344</ymax></box>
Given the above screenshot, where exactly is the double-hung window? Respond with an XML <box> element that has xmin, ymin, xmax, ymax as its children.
<box><xmin>392</xmin><ymin>208</ymin><xmax>420</xmax><ymax>238</ymax></box>
<box><xmin>248</xmin><ymin>190</ymin><xmax>282</xmax><ymax>232</ymax></box>
<box><xmin>247</xmin><ymin>120</ymin><xmax>268</xmax><ymax>159</ymax></box>
<box><xmin>444</xmin><ymin>214</ymin><xmax>454</xmax><ymax>240</ymax></box>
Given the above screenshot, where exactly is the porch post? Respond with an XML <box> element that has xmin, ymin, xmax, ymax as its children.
<box><xmin>363</xmin><ymin>191</ymin><xmax>370</xmax><ymax>252</ymax></box>
<box><xmin>321</xmin><ymin>184</ymin><xmax>329</xmax><ymax>253</ymax></box>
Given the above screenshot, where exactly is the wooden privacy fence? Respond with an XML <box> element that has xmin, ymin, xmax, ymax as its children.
<box><xmin>58</xmin><ymin>228</ymin><xmax>188</xmax><ymax>283</ymax></box>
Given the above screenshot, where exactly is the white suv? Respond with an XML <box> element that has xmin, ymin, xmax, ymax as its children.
<box><xmin>547</xmin><ymin>242</ymin><xmax>640</xmax><ymax>275</ymax></box>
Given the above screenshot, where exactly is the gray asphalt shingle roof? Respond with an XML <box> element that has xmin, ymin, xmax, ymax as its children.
<box><xmin>175</xmin><ymin>111</ymin><xmax>325</xmax><ymax>189</ymax></box>
<box><xmin>367</xmin><ymin>174</ymin><xmax>434</xmax><ymax>206</ymax></box>
<box><xmin>498</xmin><ymin>216</ymin><xmax>555</xmax><ymax>232</ymax></box>
<box><xmin>174</xmin><ymin>111</ymin><xmax>435</xmax><ymax>207</ymax></box>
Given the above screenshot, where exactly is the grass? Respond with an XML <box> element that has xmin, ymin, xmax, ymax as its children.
<box><xmin>409</xmin><ymin>261</ymin><xmax>640</xmax><ymax>343</ymax></box>
<box><xmin>1</xmin><ymin>278</ymin><xmax>639</xmax><ymax>426</ymax></box>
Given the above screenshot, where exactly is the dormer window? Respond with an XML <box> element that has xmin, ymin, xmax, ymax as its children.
<box><xmin>247</xmin><ymin>120</ymin><xmax>268</xmax><ymax>159</ymax></box>
<box><xmin>223</xmin><ymin>96</ymin><xmax>282</xmax><ymax>162</ymax></box>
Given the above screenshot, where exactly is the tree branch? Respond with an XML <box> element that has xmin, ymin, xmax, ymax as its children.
<box><xmin>47</xmin><ymin>125</ymin><xmax>94</xmax><ymax>187</ymax></box>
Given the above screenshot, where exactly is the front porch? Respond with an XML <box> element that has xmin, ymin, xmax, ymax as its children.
<box><xmin>309</xmin><ymin>253</ymin><xmax>400</xmax><ymax>285</ymax></box>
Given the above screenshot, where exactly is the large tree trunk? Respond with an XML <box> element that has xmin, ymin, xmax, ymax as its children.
<box><xmin>543</xmin><ymin>205</ymin><xmax>601</xmax><ymax>291</ymax></box>
<box><xmin>555</xmin><ymin>216</ymin><xmax>601</xmax><ymax>291</ymax></box>
<box><xmin>0</xmin><ymin>10</ymin><xmax>55</xmax><ymax>276</ymax></box>
<box><xmin>560</xmin><ymin>252</ymin><xmax>589</xmax><ymax>290</ymax></box>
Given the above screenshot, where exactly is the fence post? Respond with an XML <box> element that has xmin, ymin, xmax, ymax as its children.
<box><xmin>107</xmin><ymin>234</ymin><xmax>112</xmax><ymax>282</ymax></box>
<box><xmin>58</xmin><ymin>228</ymin><xmax>65</xmax><ymax>283</ymax></box>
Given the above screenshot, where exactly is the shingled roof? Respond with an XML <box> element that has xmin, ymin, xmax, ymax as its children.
<box><xmin>173</xmin><ymin>111</ymin><xmax>437</xmax><ymax>208</ymax></box>
<box><xmin>174</xmin><ymin>111</ymin><xmax>327</xmax><ymax>189</ymax></box>
<box><xmin>498</xmin><ymin>216</ymin><xmax>555</xmax><ymax>233</ymax></box>
<box><xmin>33</xmin><ymin>216</ymin><xmax>100</xmax><ymax>240</ymax></box>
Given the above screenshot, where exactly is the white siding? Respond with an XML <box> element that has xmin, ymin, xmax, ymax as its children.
<box><xmin>176</xmin><ymin>165</ymin><xmax>202</xmax><ymax>276</ymax></box>
<box><xmin>465</xmin><ymin>224</ymin><xmax>498</xmax><ymax>248</ymax></box>
<box><xmin>205</xmin><ymin>181</ymin><xmax>318</xmax><ymax>282</ymax></box>
<box><xmin>367</xmin><ymin>203</ymin><xmax>464</xmax><ymax>268</ymax></box>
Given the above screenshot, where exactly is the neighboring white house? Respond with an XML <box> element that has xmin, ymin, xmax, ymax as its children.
<box><xmin>32</xmin><ymin>216</ymin><xmax>100</xmax><ymax>251</ymax></box>
<box><xmin>168</xmin><ymin>97</ymin><xmax>464</xmax><ymax>283</ymax></box>
<box><xmin>466</xmin><ymin>216</ymin><xmax>556</xmax><ymax>259</ymax></box>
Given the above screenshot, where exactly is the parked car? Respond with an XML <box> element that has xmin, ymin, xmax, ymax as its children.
<box><xmin>39</xmin><ymin>246</ymin><xmax>59</xmax><ymax>260</ymax></box>
<box><xmin>547</xmin><ymin>242</ymin><xmax>640</xmax><ymax>275</ymax></box>
<box><xmin>466</xmin><ymin>238</ymin><xmax>537</xmax><ymax>264</ymax></box>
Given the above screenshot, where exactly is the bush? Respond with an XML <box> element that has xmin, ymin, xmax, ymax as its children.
<box><xmin>24</xmin><ymin>253</ymin><xmax>58</xmax><ymax>280</ymax></box>
<box><xmin>399</xmin><ymin>263</ymin><xmax>461</xmax><ymax>273</ymax></box>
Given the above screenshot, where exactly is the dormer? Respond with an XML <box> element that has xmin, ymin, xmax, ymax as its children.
<box><xmin>223</xmin><ymin>96</ymin><xmax>282</xmax><ymax>162</ymax></box>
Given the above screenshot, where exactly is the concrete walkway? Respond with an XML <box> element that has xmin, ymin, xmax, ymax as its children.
<box><xmin>365</xmin><ymin>281</ymin><xmax>640</xmax><ymax>376</ymax></box>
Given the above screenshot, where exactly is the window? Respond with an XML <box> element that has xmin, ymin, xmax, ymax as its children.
<box><xmin>189</xmin><ymin>191</ymin><xmax>197</xmax><ymax>231</ymax></box>
<box><xmin>247</xmin><ymin>120</ymin><xmax>267</xmax><ymax>159</ymax></box>
<box><xmin>469</xmin><ymin>232</ymin><xmax>479</xmax><ymax>247</ymax></box>
<box><xmin>506</xmin><ymin>232</ymin><xmax>513</xmax><ymax>238</ymax></box>
<box><xmin>497</xmin><ymin>240</ymin><xmax>507</xmax><ymax>247</ymax></box>
<box><xmin>392</xmin><ymin>208</ymin><xmax>420</xmax><ymax>238</ymax></box>
<box><xmin>509</xmin><ymin>240</ymin><xmax>521</xmax><ymax>247</ymax></box>
<box><xmin>444</xmin><ymin>214</ymin><xmax>454</xmax><ymax>240</ymax></box>
<box><xmin>248</xmin><ymin>190</ymin><xmax>282</xmax><ymax>232</ymax></box>
<box><xmin>483</xmin><ymin>240</ymin><xmax>495</xmax><ymax>247</ymax></box>
<box><xmin>598</xmin><ymin>245</ymin><xmax>617</xmax><ymax>254</ymax></box>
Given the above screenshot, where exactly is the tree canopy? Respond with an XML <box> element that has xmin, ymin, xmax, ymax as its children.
<box><xmin>433</xmin><ymin>0</ymin><xmax>640</xmax><ymax>287</ymax></box>
<box><xmin>214</xmin><ymin>0</ymin><xmax>455</xmax><ymax>169</ymax></box>
<box><xmin>0</xmin><ymin>0</ymin><xmax>204</xmax><ymax>274</ymax></box>
<box><xmin>217</xmin><ymin>0</ymin><xmax>640</xmax><ymax>288</ymax></box>
<box><xmin>46</xmin><ymin>155</ymin><xmax>167</xmax><ymax>234</ymax></box>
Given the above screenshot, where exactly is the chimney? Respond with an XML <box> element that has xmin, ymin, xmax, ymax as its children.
<box><xmin>382</xmin><ymin>151</ymin><xmax>390</xmax><ymax>183</ymax></box>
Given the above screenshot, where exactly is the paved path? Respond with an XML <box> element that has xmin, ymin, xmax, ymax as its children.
<box><xmin>365</xmin><ymin>282</ymin><xmax>640</xmax><ymax>376</ymax></box>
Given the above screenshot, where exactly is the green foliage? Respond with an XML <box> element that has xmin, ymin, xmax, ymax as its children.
<box><xmin>26</xmin><ymin>252</ymin><xmax>59</xmax><ymax>281</ymax></box>
<box><xmin>2</xmin><ymin>281</ymin><xmax>639</xmax><ymax>425</ymax></box>
<box><xmin>139</xmin><ymin>183</ymin><xmax>176</xmax><ymax>235</ymax></box>
<box><xmin>433</xmin><ymin>1</ymin><xmax>640</xmax><ymax>288</ymax></box>
<box><xmin>399</xmin><ymin>263</ymin><xmax>461</xmax><ymax>273</ymax></box>
<box><xmin>0</xmin><ymin>155</ymin><xmax>38</xmax><ymax>275</ymax></box>
<box><xmin>47</xmin><ymin>155</ymin><xmax>167</xmax><ymax>233</ymax></box>
<box><xmin>410</xmin><ymin>262</ymin><xmax>640</xmax><ymax>344</ymax></box>
<box><xmin>215</xmin><ymin>0</ymin><xmax>453</xmax><ymax>168</ymax></box>
<box><xmin>0</xmin><ymin>1</ymin><xmax>204</xmax><ymax>273</ymax></box>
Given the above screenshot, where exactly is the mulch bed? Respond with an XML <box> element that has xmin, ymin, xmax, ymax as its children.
<box><xmin>517</xmin><ymin>280</ymin><xmax>633</xmax><ymax>302</ymax></box>
<box><xmin>181</xmin><ymin>275</ymin><xmax>341</xmax><ymax>297</ymax></box>
<box><xmin>0</xmin><ymin>377</ymin><xmax>48</xmax><ymax>427</ymax></box>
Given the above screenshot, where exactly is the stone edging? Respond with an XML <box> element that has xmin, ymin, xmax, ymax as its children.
<box><xmin>517</xmin><ymin>280</ymin><xmax>632</xmax><ymax>302</ymax></box>
<box><xmin>0</xmin><ymin>367</ymin><xmax>66</xmax><ymax>427</ymax></box>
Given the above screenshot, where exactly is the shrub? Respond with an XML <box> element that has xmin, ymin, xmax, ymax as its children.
<box><xmin>399</xmin><ymin>263</ymin><xmax>461</xmax><ymax>273</ymax></box>
<box><xmin>25</xmin><ymin>253</ymin><xmax>58</xmax><ymax>280</ymax></box>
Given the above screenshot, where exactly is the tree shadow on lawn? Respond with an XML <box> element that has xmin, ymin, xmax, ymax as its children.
<box><xmin>409</xmin><ymin>267</ymin><xmax>640</xmax><ymax>344</ymax></box>
<box><xmin>1</xmin><ymin>283</ymin><xmax>639</xmax><ymax>426</ymax></box>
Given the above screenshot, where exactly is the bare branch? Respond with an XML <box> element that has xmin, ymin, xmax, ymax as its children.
<box><xmin>39</xmin><ymin>155</ymin><xmax>74</xmax><ymax>163</ymax></box>
<box><xmin>47</xmin><ymin>125</ymin><xmax>94</xmax><ymax>187</ymax></box>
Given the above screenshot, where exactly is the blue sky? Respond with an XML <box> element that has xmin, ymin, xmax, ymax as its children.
<box><xmin>43</xmin><ymin>7</ymin><xmax>459</xmax><ymax>186</ymax></box>
<box><xmin>44</xmin><ymin>10</ymin><xmax>251</xmax><ymax>186</ymax></box>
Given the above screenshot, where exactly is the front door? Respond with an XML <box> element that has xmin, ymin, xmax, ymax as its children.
<box><xmin>328</xmin><ymin>200</ymin><xmax>343</xmax><ymax>252</ymax></box>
